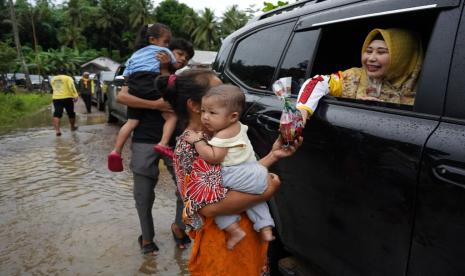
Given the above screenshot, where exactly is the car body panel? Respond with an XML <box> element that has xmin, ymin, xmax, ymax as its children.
<box><xmin>213</xmin><ymin>0</ymin><xmax>465</xmax><ymax>275</ymax></box>
<box><xmin>106</xmin><ymin>67</ymin><xmax>127</xmax><ymax>123</ymax></box>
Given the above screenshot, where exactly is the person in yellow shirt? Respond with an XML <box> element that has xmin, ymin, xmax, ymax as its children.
<box><xmin>51</xmin><ymin>69</ymin><xmax>79</xmax><ymax>136</ymax></box>
<box><xmin>78</xmin><ymin>72</ymin><xmax>93</xmax><ymax>113</ymax></box>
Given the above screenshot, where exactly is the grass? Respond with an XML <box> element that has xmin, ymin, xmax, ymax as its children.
<box><xmin>0</xmin><ymin>92</ymin><xmax>52</xmax><ymax>127</ymax></box>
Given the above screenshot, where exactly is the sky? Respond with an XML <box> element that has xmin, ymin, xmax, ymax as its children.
<box><xmin>49</xmin><ymin>0</ymin><xmax>271</xmax><ymax>17</ymax></box>
<box><xmin>175</xmin><ymin>0</ymin><xmax>265</xmax><ymax>16</ymax></box>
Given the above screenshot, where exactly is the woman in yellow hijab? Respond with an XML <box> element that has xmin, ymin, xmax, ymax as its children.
<box><xmin>297</xmin><ymin>28</ymin><xmax>423</xmax><ymax>121</ymax></box>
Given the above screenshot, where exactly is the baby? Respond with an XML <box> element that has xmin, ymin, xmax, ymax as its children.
<box><xmin>185</xmin><ymin>84</ymin><xmax>275</xmax><ymax>250</ymax></box>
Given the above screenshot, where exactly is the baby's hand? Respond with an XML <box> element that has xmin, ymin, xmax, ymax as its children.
<box><xmin>184</xmin><ymin>130</ymin><xmax>203</xmax><ymax>144</ymax></box>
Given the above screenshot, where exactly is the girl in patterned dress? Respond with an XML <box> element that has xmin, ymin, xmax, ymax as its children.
<box><xmin>156</xmin><ymin>69</ymin><xmax>301</xmax><ymax>275</ymax></box>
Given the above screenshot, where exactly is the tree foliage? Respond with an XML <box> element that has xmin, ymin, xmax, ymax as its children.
<box><xmin>0</xmin><ymin>40</ymin><xmax>16</xmax><ymax>75</ymax></box>
<box><xmin>262</xmin><ymin>1</ymin><xmax>289</xmax><ymax>12</ymax></box>
<box><xmin>0</xmin><ymin>0</ymin><xmax>266</xmax><ymax>75</ymax></box>
<box><xmin>154</xmin><ymin>0</ymin><xmax>196</xmax><ymax>40</ymax></box>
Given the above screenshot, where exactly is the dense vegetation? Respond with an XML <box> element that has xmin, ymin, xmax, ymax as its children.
<box><xmin>0</xmin><ymin>92</ymin><xmax>52</xmax><ymax>127</ymax></box>
<box><xmin>0</xmin><ymin>0</ymin><xmax>265</xmax><ymax>76</ymax></box>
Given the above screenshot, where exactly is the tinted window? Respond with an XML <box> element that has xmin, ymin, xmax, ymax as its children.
<box><xmin>229</xmin><ymin>22</ymin><xmax>294</xmax><ymax>90</ymax></box>
<box><xmin>278</xmin><ymin>30</ymin><xmax>319</xmax><ymax>95</ymax></box>
<box><xmin>309</xmin><ymin>11</ymin><xmax>436</xmax><ymax>110</ymax></box>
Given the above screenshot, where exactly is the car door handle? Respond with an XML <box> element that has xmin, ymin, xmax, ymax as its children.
<box><xmin>257</xmin><ymin>114</ymin><xmax>280</xmax><ymax>131</ymax></box>
<box><xmin>433</xmin><ymin>164</ymin><xmax>465</xmax><ymax>188</ymax></box>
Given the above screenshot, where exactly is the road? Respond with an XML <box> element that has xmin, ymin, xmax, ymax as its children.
<box><xmin>0</xmin><ymin>99</ymin><xmax>190</xmax><ymax>275</ymax></box>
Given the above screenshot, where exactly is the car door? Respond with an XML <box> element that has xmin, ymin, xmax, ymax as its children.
<box><xmin>408</xmin><ymin>5</ymin><xmax>465</xmax><ymax>274</ymax></box>
<box><xmin>228</xmin><ymin>2</ymin><xmax>457</xmax><ymax>275</ymax></box>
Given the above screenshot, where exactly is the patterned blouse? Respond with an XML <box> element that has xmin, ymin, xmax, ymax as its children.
<box><xmin>173</xmin><ymin>131</ymin><xmax>228</xmax><ymax>230</ymax></box>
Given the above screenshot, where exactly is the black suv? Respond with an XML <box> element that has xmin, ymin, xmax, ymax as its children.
<box><xmin>213</xmin><ymin>0</ymin><xmax>465</xmax><ymax>275</ymax></box>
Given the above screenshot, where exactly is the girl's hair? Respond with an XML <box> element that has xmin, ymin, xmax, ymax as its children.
<box><xmin>134</xmin><ymin>23</ymin><xmax>171</xmax><ymax>50</ymax></box>
<box><xmin>156</xmin><ymin>69</ymin><xmax>218</xmax><ymax>126</ymax></box>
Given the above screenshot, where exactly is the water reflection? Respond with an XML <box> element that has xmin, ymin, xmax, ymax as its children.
<box><xmin>0</xmin><ymin>107</ymin><xmax>190</xmax><ymax>275</ymax></box>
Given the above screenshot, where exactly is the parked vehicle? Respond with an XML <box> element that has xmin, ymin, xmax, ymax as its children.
<box><xmin>29</xmin><ymin>75</ymin><xmax>44</xmax><ymax>90</ymax></box>
<box><xmin>106</xmin><ymin>66</ymin><xmax>127</xmax><ymax>123</ymax></box>
<box><xmin>93</xmin><ymin>71</ymin><xmax>114</xmax><ymax>111</ymax></box>
<box><xmin>7</xmin><ymin>73</ymin><xmax>26</xmax><ymax>87</ymax></box>
<box><xmin>214</xmin><ymin>0</ymin><xmax>465</xmax><ymax>275</ymax></box>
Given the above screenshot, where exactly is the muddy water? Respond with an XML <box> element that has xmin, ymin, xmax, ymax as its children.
<box><xmin>0</xmin><ymin>101</ymin><xmax>190</xmax><ymax>275</ymax></box>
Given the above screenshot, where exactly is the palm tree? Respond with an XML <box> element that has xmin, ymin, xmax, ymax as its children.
<box><xmin>7</xmin><ymin>0</ymin><xmax>32</xmax><ymax>90</ymax></box>
<box><xmin>96</xmin><ymin>0</ymin><xmax>123</xmax><ymax>52</ymax></box>
<box><xmin>65</xmin><ymin>0</ymin><xmax>86</xmax><ymax>29</ymax></box>
<box><xmin>220</xmin><ymin>5</ymin><xmax>251</xmax><ymax>39</ymax></box>
<box><xmin>183</xmin><ymin>12</ymin><xmax>199</xmax><ymax>36</ymax></box>
<box><xmin>129</xmin><ymin>0</ymin><xmax>152</xmax><ymax>30</ymax></box>
<box><xmin>192</xmin><ymin>8</ymin><xmax>220</xmax><ymax>50</ymax></box>
<box><xmin>57</xmin><ymin>25</ymin><xmax>86</xmax><ymax>50</ymax></box>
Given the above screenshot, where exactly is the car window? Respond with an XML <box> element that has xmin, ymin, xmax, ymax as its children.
<box><xmin>308</xmin><ymin>10</ymin><xmax>438</xmax><ymax>110</ymax></box>
<box><xmin>229</xmin><ymin>22</ymin><xmax>294</xmax><ymax>90</ymax></box>
<box><xmin>277</xmin><ymin>30</ymin><xmax>320</xmax><ymax>95</ymax></box>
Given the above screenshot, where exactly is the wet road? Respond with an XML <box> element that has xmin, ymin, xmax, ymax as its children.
<box><xmin>0</xmin><ymin>100</ymin><xmax>190</xmax><ymax>275</ymax></box>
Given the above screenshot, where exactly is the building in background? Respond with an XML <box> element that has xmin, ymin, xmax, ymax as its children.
<box><xmin>188</xmin><ymin>50</ymin><xmax>217</xmax><ymax>69</ymax></box>
<box><xmin>80</xmin><ymin>57</ymin><xmax>120</xmax><ymax>74</ymax></box>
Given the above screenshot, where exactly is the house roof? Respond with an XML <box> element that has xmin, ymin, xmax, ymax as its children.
<box><xmin>189</xmin><ymin>50</ymin><xmax>217</xmax><ymax>66</ymax></box>
<box><xmin>81</xmin><ymin>57</ymin><xmax>120</xmax><ymax>72</ymax></box>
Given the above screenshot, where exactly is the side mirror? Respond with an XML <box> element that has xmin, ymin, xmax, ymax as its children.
<box><xmin>113</xmin><ymin>75</ymin><xmax>125</xmax><ymax>86</ymax></box>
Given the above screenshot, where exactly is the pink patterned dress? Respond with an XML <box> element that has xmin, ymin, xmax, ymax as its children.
<box><xmin>173</xmin><ymin>131</ymin><xmax>228</xmax><ymax>229</ymax></box>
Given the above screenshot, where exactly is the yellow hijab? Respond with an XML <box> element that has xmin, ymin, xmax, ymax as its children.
<box><xmin>335</xmin><ymin>28</ymin><xmax>423</xmax><ymax>105</ymax></box>
<box><xmin>362</xmin><ymin>28</ymin><xmax>423</xmax><ymax>88</ymax></box>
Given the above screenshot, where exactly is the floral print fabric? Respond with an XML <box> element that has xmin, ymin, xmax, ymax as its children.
<box><xmin>173</xmin><ymin>131</ymin><xmax>228</xmax><ymax>229</ymax></box>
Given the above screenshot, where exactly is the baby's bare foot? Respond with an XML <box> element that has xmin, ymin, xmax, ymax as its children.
<box><xmin>260</xmin><ymin>227</ymin><xmax>275</xmax><ymax>242</ymax></box>
<box><xmin>226</xmin><ymin>226</ymin><xmax>246</xmax><ymax>250</ymax></box>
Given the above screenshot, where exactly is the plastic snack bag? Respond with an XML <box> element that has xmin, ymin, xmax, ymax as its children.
<box><xmin>272</xmin><ymin>77</ymin><xmax>304</xmax><ymax>146</ymax></box>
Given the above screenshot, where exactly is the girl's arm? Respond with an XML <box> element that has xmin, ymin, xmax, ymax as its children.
<box><xmin>116</xmin><ymin>85</ymin><xmax>172</xmax><ymax>112</ymax></box>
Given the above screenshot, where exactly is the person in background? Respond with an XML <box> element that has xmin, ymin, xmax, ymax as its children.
<box><xmin>115</xmin><ymin>37</ymin><xmax>195</xmax><ymax>254</ymax></box>
<box><xmin>51</xmin><ymin>68</ymin><xmax>79</xmax><ymax>136</ymax></box>
<box><xmin>78</xmin><ymin>72</ymin><xmax>93</xmax><ymax>113</ymax></box>
<box><xmin>297</xmin><ymin>28</ymin><xmax>423</xmax><ymax>122</ymax></box>
<box><xmin>107</xmin><ymin>23</ymin><xmax>177</xmax><ymax>172</ymax></box>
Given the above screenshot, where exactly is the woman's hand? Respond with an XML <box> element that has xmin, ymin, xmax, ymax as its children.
<box><xmin>259</xmin><ymin>136</ymin><xmax>303</xmax><ymax>168</ymax></box>
<box><xmin>117</xmin><ymin>85</ymin><xmax>173</xmax><ymax>111</ymax></box>
<box><xmin>270</xmin><ymin>135</ymin><xmax>303</xmax><ymax>160</ymax></box>
<box><xmin>199</xmin><ymin>173</ymin><xmax>281</xmax><ymax>217</ymax></box>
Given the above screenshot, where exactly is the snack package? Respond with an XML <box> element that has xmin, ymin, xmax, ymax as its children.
<box><xmin>272</xmin><ymin>77</ymin><xmax>304</xmax><ymax>146</ymax></box>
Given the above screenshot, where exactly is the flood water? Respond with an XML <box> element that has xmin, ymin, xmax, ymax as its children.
<box><xmin>0</xmin><ymin>100</ymin><xmax>190</xmax><ymax>275</ymax></box>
